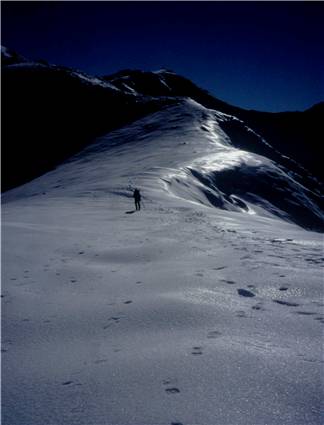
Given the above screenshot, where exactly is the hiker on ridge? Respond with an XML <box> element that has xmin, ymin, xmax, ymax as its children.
<box><xmin>133</xmin><ymin>188</ymin><xmax>141</xmax><ymax>211</ymax></box>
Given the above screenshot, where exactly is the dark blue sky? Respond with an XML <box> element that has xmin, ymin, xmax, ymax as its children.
<box><xmin>2</xmin><ymin>1</ymin><xmax>324</xmax><ymax>112</ymax></box>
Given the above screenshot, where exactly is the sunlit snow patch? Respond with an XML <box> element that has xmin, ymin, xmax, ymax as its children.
<box><xmin>192</xmin><ymin>149</ymin><xmax>263</xmax><ymax>172</ymax></box>
<box><xmin>163</xmin><ymin>147</ymin><xmax>262</xmax><ymax>215</ymax></box>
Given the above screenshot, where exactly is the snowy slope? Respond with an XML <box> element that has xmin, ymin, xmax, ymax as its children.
<box><xmin>4</xmin><ymin>98</ymin><xmax>323</xmax><ymax>231</ymax></box>
<box><xmin>103</xmin><ymin>69</ymin><xmax>324</xmax><ymax>182</ymax></box>
<box><xmin>1</xmin><ymin>46</ymin><xmax>178</xmax><ymax>191</ymax></box>
<box><xmin>3</xmin><ymin>45</ymin><xmax>324</xmax><ymax>192</ymax></box>
<box><xmin>2</xmin><ymin>99</ymin><xmax>323</xmax><ymax>425</ymax></box>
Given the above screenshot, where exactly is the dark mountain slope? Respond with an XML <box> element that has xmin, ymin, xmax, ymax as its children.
<box><xmin>1</xmin><ymin>51</ymin><xmax>175</xmax><ymax>191</ymax></box>
<box><xmin>236</xmin><ymin>103</ymin><xmax>324</xmax><ymax>182</ymax></box>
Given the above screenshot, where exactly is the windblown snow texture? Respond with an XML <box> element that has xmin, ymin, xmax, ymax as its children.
<box><xmin>2</xmin><ymin>47</ymin><xmax>324</xmax><ymax>425</ymax></box>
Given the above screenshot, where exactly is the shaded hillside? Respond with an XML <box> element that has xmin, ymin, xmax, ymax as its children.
<box><xmin>236</xmin><ymin>103</ymin><xmax>324</xmax><ymax>183</ymax></box>
<box><xmin>1</xmin><ymin>48</ymin><xmax>175</xmax><ymax>191</ymax></box>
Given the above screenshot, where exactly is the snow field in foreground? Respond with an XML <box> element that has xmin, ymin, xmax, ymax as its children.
<box><xmin>2</xmin><ymin>194</ymin><xmax>323</xmax><ymax>425</ymax></box>
<box><xmin>2</xmin><ymin>99</ymin><xmax>323</xmax><ymax>424</ymax></box>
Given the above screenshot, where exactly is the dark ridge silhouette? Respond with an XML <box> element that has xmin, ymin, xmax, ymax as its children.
<box><xmin>236</xmin><ymin>104</ymin><xmax>324</xmax><ymax>183</ymax></box>
<box><xmin>103</xmin><ymin>68</ymin><xmax>236</xmax><ymax>114</ymax></box>
<box><xmin>1</xmin><ymin>45</ymin><xmax>28</xmax><ymax>66</ymax></box>
<box><xmin>2</xmin><ymin>55</ymin><xmax>176</xmax><ymax>191</ymax></box>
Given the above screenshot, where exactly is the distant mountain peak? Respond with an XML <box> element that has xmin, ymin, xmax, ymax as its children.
<box><xmin>305</xmin><ymin>101</ymin><xmax>324</xmax><ymax>113</ymax></box>
<box><xmin>153</xmin><ymin>68</ymin><xmax>177</xmax><ymax>75</ymax></box>
<box><xmin>1</xmin><ymin>45</ymin><xmax>28</xmax><ymax>66</ymax></box>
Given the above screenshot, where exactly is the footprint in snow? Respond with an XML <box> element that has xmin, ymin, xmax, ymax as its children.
<box><xmin>191</xmin><ymin>346</ymin><xmax>203</xmax><ymax>355</ymax></box>
<box><xmin>273</xmin><ymin>300</ymin><xmax>299</xmax><ymax>307</ymax></box>
<box><xmin>237</xmin><ymin>289</ymin><xmax>255</xmax><ymax>297</ymax></box>
<box><xmin>222</xmin><ymin>279</ymin><xmax>236</xmax><ymax>285</ymax></box>
<box><xmin>103</xmin><ymin>316</ymin><xmax>122</xmax><ymax>328</ymax></box>
<box><xmin>252</xmin><ymin>303</ymin><xmax>264</xmax><ymax>311</ymax></box>
<box><xmin>110</xmin><ymin>316</ymin><xmax>122</xmax><ymax>322</ymax></box>
<box><xmin>163</xmin><ymin>379</ymin><xmax>180</xmax><ymax>394</ymax></box>
<box><xmin>62</xmin><ymin>381</ymin><xmax>73</xmax><ymax>386</ymax></box>
<box><xmin>207</xmin><ymin>330</ymin><xmax>222</xmax><ymax>339</ymax></box>
<box><xmin>165</xmin><ymin>388</ymin><xmax>180</xmax><ymax>394</ymax></box>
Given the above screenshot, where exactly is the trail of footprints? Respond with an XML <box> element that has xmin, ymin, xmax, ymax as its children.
<box><xmin>5</xmin><ymin>232</ymin><xmax>321</xmax><ymax>425</ymax></box>
<box><xmin>163</xmin><ymin>379</ymin><xmax>180</xmax><ymax>395</ymax></box>
<box><xmin>214</xmin><ymin>267</ymin><xmax>322</xmax><ymax>320</ymax></box>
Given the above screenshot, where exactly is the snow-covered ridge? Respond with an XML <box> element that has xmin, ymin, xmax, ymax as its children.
<box><xmin>103</xmin><ymin>68</ymin><xmax>324</xmax><ymax>184</ymax></box>
<box><xmin>66</xmin><ymin>69</ymin><xmax>120</xmax><ymax>90</ymax></box>
<box><xmin>1</xmin><ymin>45</ymin><xmax>11</xmax><ymax>57</ymax></box>
<box><xmin>4</xmin><ymin>99</ymin><xmax>323</xmax><ymax>231</ymax></box>
<box><xmin>158</xmin><ymin>103</ymin><xmax>324</xmax><ymax>230</ymax></box>
<box><xmin>1</xmin><ymin>45</ymin><xmax>120</xmax><ymax>91</ymax></box>
<box><xmin>1</xmin><ymin>45</ymin><xmax>29</xmax><ymax>65</ymax></box>
<box><xmin>2</xmin><ymin>46</ymin><xmax>323</xmax><ymax>230</ymax></box>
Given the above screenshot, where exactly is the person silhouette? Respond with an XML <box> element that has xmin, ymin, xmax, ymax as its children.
<box><xmin>133</xmin><ymin>188</ymin><xmax>141</xmax><ymax>211</ymax></box>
